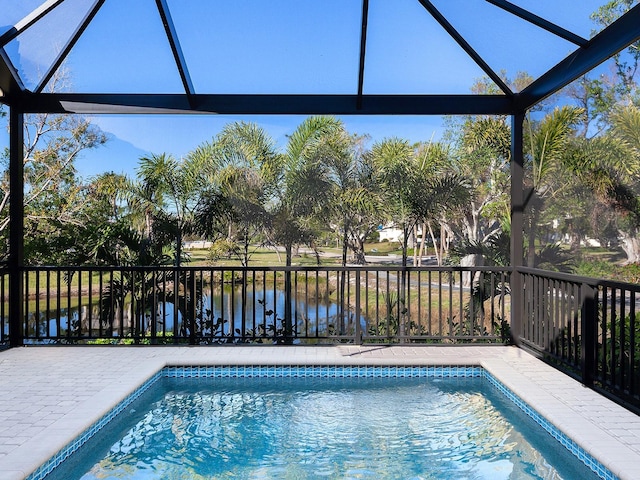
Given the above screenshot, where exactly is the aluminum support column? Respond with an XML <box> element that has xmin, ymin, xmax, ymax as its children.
<box><xmin>510</xmin><ymin>112</ymin><xmax>525</xmax><ymax>344</ymax></box>
<box><xmin>9</xmin><ymin>107</ymin><xmax>24</xmax><ymax>347</ymax></box>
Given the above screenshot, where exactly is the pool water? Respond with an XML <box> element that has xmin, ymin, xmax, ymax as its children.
<box><xmin>46</xmin><ymin>375</ymin><xmax>600</xmax><ymax>480</ymax></box>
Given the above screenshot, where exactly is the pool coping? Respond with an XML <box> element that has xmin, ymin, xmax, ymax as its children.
<box><xmin>0</xmin><ymin>345</ymin><xmax>639</xmax><ymax>480</ymax></box>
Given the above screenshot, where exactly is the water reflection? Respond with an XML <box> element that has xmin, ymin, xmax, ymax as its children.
<box><xmin>23</xmin><ymin>286</ymin><xmax>361</xmax><ymax>343</ymax></box>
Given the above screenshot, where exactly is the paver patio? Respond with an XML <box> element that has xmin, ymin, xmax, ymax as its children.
<box><xmin>0</xmin><ymin>345</ymin><xmax>639</xmax><ymax>479</ymax></box>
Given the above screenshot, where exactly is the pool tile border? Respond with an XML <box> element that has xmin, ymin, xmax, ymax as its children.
<box><xmin>26</xmin><ymin>371</ymin><xmax>163</xmax><ymax>480</ymax></box>
<box><xmin>29</xmin><ymin>365</ymin><xmax>615</xmax><ymax>480</ymax></box>
<box><xmin>163</xmin><ymin>364</ymin><xmax>484</xmax><ymax>378</ymax></box>
<box><xmin>484</xmin><ymin>372</ymin><xmax>616</xmax><ymax>480</ymax></box>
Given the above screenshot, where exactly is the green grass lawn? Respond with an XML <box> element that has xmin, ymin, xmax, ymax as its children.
<box><xmin>185</xmin><ymin>246</ymin><xmax>344</xmax><ymax>267</ymax></box>
<box><xmin>184</xmin><ymin>243</ymin><xmax>439</xmax><ymax>267</ymax></box>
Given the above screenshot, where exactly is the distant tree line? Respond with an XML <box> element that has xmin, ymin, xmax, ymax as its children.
<box><xmin>0</xmin><ymin>2</ymin><xmax>638</xmax><ymax>278</ymax></box>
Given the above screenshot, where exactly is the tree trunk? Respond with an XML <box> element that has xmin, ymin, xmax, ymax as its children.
<box><xmin>285</xmin><ymin>243</ymin><xmax>293</xmax><ymax>267</ymax></box>
<box><xmin>527</xmin><ymin>211</ymin><xmax>539</xmax><ymax>268</ymax></box>
<box><xmin>440</xmin><ymin>223</ymin><xmax>445</xmax><ymax>264</ymax></box>
<box><xmin>351</xmin><ymin>238</ymin><xmax>367</xmax><ymax>265</ymax></box>
<box><xmin>145</xmin><ymin>211</ymin><xmax>153</xmax><ymax>240</ymax></box>
<box><xmin>412</xmin><ymin>224</ymin><xmax>418</xmax><ymax>266</ymax></box>
<box><xmin>175</xmin><ymin>227</ymin><xmax>182</xmax><ymax>267</ymax></box>
<box><xmin>417</xmin><ymin>221</ymin><xmax>427</xmax><ymax>266</ymax></box>
<box><xmin>427</xmin><ymin>221</ymin><xmax>440</xmax><ymax>266</ymax></box>
<box><xmin>242</xmin><ymin>230</ymin><xmax>249</xmax><ymax>267</ymax></box>
<box><xmin>352</xmin><ymin>250</ymin><xmax>366</xmax><ymax>265</ymax></box>
<box><xmin>401</xmin><ymin>223</ymin><xmax>410</xmax><ymax>267</ymax></box>
<box><xmin>460</xmin><ymin>253</ymin><xmax>484</xmax><ymax>287</ymax></box>
<box><xmin>283</xmin><ymin>254</ymin><xmax>293</xmax><ymax>343</ymax></box>
<box><xmin>341</xmin><ymin>228</ymin><xmax>349</xmax><ymax>267</ymax></box>
<box><xmin>339</xmin><ymin>227</ymin><xmax>348</xmax><ymax>334</ymax></box>
<box><xmin>619</xmin><ymin>229</ymin><xmax>640</xmax><ymax>264</ymax></box>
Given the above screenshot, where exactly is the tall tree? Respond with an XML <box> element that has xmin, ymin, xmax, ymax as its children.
<box><xmin>0</xmin><ymin>70</ymin><xmax>109</xmax><ymax>263</ymax></box>
<box><xmin>590</xmin><ymin>0</ymin><xmax>640</xmax><ymax>101</ymax></box>
<box><xmin>372</xmin><ymin>138</ymin><xmax>414</xmax><ymax>265</ymax></box>
<box><xmin>373</xmin><ymin>138</ymin><xmax>469</xmax><ymax>266</ymax></box>
<box><xmin>129</xmin><ymin>153</ymin><xmax>205</xmax><ymax>267</ymax></box>
<box><xmin>67</xmin><ymin>172</ymin><xmax>131</xmax><ymax>266</ymax></box>
<box><xmin>204</xmin><ymin>122</ymin><xmax>280</xmax><ymax>266</ymax></box>
<box><xmin>523</xmin><ymin>106</ymin><xmax>584</xmax><ymax>266</ymax></box>
<box><xmin>563</xmin><ymin>105</ymin><xmax>640</xmax><ymax>263</ymax></box>
<box><xmin>0</xmin><ymin>112</ymin><xmax>107</xmax><ymax>263</ymax></box>
<box><xmin>449</xmin><ymin>116</ymin><xmax>511</xmax><ymax>246</ymax></box>
<box><xmin>325</xmin><ymin>130</ymin><xmax>382</xmax><ymax>265</ymax></box>
<box><xmin>408</xmin><ymin>151</ymin><xmax>471</xmax><ymax>266</ymax></box>
<box><xmin>271</xmin><ymin>116</ymin><xmax>340</xmax><ymax>266</ymax></box>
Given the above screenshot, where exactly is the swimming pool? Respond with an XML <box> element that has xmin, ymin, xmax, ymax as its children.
<box><xmin>32</xmin><ymin>366</ymin><xmax>614</xmax><ymax>480</ymax></box>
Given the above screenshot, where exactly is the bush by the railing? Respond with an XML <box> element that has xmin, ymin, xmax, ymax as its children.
<box><xmin>366</xmin><ymin>293</ymin><xmax>425</xmax><ymax>341</ymax></box>
<box><xmin>575</xmin><ymin>259</ymin><xmax>640</xmax><ymax>284</ymax></box>
<box><xmin>87</xmin><ymin>332</ymin><xmax>178</xmax><ymax>345</ymax></box>
<box><xmin>598</xmin><ymin>313</ymin><xmax>640</xmax><ymax>396</ymax></box>
<box><xmin>207</xmin><ymin>239</ymin><xmax>241</xmax><ymax>264</ymax></box>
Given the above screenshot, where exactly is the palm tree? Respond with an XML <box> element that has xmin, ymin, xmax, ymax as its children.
<box><xmin>272</xmin><ymin>116</ymin><xmax>341</xmax><ymax>266</ymax></box>
<box><xmin>133</xmin><ymin>152</ymin><xmax>205</xmax><ymax>267</ymax></box>
<box><xmin>372</xmin><ymin>138</ymin><xmax>470</xmax><ymax>266</ymax></box>
<box><xmin>320</xmin><ymin>129</ymin><xmax>382</xmax><ymax>266</ymax></box>
<box><xmin>562</xmin><ymin>105</ymin><xmax>640</xmax><ymax>263</ymax></box>
<box><xmin>204</xmin><ymin>122</ymin><xmax>281</xmax><ymax>266</ymax></box>
<box><xmin>611</xmin><ymin>104</ymin><xmax>640</xmax><ymax>157</ymax></box>
<box><xmin>372</xmin><ymin>138</ymin><xmax>414</xmax><ymax>265</ymax></box>
<box><xmin>452</xmin><ymin>107</ymin><xmax>583</xmax><ymax>267</ymax></box>
<box><xmin>453</xmin><ymin>115</ymin><xmax>511</xmax><ymax>247</ymax></box>
<box><xmin>90</xmin><ymin>172</ymin><xmax>128</xmax><ymax>221</ymax></box>
<box><xmin>524</xmin><ymin>106</ymin><xmax>584</xmax><ymax>266</ymax></box>
<box><xmin>408</xmin><ymin>167</ymin><xmax>471</xmax><ymax>266</ymax></box>
<box><xmin>98</xmin><ymin>153</ymin><xmax>208</xmax><ymax>342</ymax></box>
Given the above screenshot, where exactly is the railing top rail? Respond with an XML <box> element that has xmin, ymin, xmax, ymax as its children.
<box><xmin>21</xmin><ymin>265</ymin><xmax>513</xmax><ymax>273</ymax></box>
<box><xmin>517</xmin><ymin>266</ymin><xmax>640</xmax><ymax>291</ymax></box>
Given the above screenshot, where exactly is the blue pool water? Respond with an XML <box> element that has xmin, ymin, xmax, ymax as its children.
<box><xmin>41</xmin><ymin>367</ymin><xmax>606</xmax><ymax>480</ymax></box>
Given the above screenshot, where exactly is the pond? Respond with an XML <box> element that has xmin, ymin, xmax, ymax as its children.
<box><xmin>22</xmin><ymin>285</ymin><xmax>361</xmax><ymax>343</ymax></box>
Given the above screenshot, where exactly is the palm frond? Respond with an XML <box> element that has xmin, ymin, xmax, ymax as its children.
<box><xmin>610</xmin><ymin>104</ymin><xmax>640</xmax><ymax>157</ymax></box>
<box><xmin>529</xmin><ymin>106</ymin><xmax>584</xmax><ymax>188</ymax></box>
<box><xmin>286</xmin><ymin>115</ymin><xmax>343</xmax><ymax>165</ymax></box>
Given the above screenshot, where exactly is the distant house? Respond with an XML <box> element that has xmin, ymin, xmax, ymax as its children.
<box><xmin>378</xmin><ymin>225</ymin><xmax>403</xmax><ymax>243</ymax></box>
<box><xmin>377</xmin><ymin>224</ymin><xmax>423</xmax><ymax>246</ymax></box>
<box><xmin>184</xmin><ymin>240</ymin><xmax>213</xmax><ymax>249</ymax></box>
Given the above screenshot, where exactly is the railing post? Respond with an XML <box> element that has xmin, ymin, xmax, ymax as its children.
<box><xmin>355</xmin><ymin>269</ymin><xmax>362</xmax><ymax>344</ymax></box>
<box><xmin>510</xmin><ymin>112</ymin><xmax>525</xmax><ymax>344</ymax></box>
<box><xmin>284</xmin><ymin>268</ymin><xmax>293</xmax><ymax>344</ymax></box>
<box><xmin>189</xmin><ymin>270</ymin><xmax>197</xmax><ymax>345</ymax></box>
<box><xmin>339</xmin><ymin>269</ymin><xmax>346</xmax><ymax>336</ymax></box>
<box><xmin>399</xmin><ymin>267</ymin><xmax>407</xmax><ymax>343</ymax></box>
<box><xmin>9</xmin><ymin>107</ymin><xmax>24</xmax><ymax>347</ymax></box>
<box><xmin>581</xmin><ymin>282</ymin><xmax>597</xmax><ymax>387</ymax></box>
<box><xmin>172</xmin><ymin>268</ymin><xmax>179</xmax><ymax>344</ymax></box>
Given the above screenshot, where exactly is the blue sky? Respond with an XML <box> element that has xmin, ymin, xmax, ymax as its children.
<box><xmin>0</xmin><ymin>0</ymin><xmax>611</xmax><ymax>179</ymax></box>
<box><xmin>76</xmin><ymin>114</ymin><xmax>449</xmax><ymax>178</ymax></box>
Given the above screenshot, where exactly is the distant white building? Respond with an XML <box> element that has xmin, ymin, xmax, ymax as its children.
<box><xmin>378</xmin><ymin>225</ymin><xmax>403</xmax><ymax>243</ymax></box>
<box><xmin>377</xmin><ymin>224</ymin><xmax>423</xmax><ymax>246</ymax></box>
<box><xmin>184</xmin><ymin>240</ymin><xmax>213</xmax><ymax>249</ymax></box>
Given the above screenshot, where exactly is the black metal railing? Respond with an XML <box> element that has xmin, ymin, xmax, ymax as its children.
<box><xmin>4</xmin><ymin>263</ymin><xmax>640</xmax><ymax>410</ymax></box>
<box><xmin>0</xmin><ymin>268</ymin><xmax>8</xmax><ymax>347</ymax></box>
<box><xmin>14</xmin><ymin>265</ymin><xmax>511</xmax><ymax>345</ymax></box>
<box><xmin>518</xmin><ymin>267</ymin><xmax>640</xmax><ymax>410</ymax></box>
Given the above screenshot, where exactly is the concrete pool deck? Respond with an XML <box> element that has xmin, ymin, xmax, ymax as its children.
<box><xmin>0</xmin><ymin>345</ymin><xmax>639</xmax><ymax>479</ymax></box>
